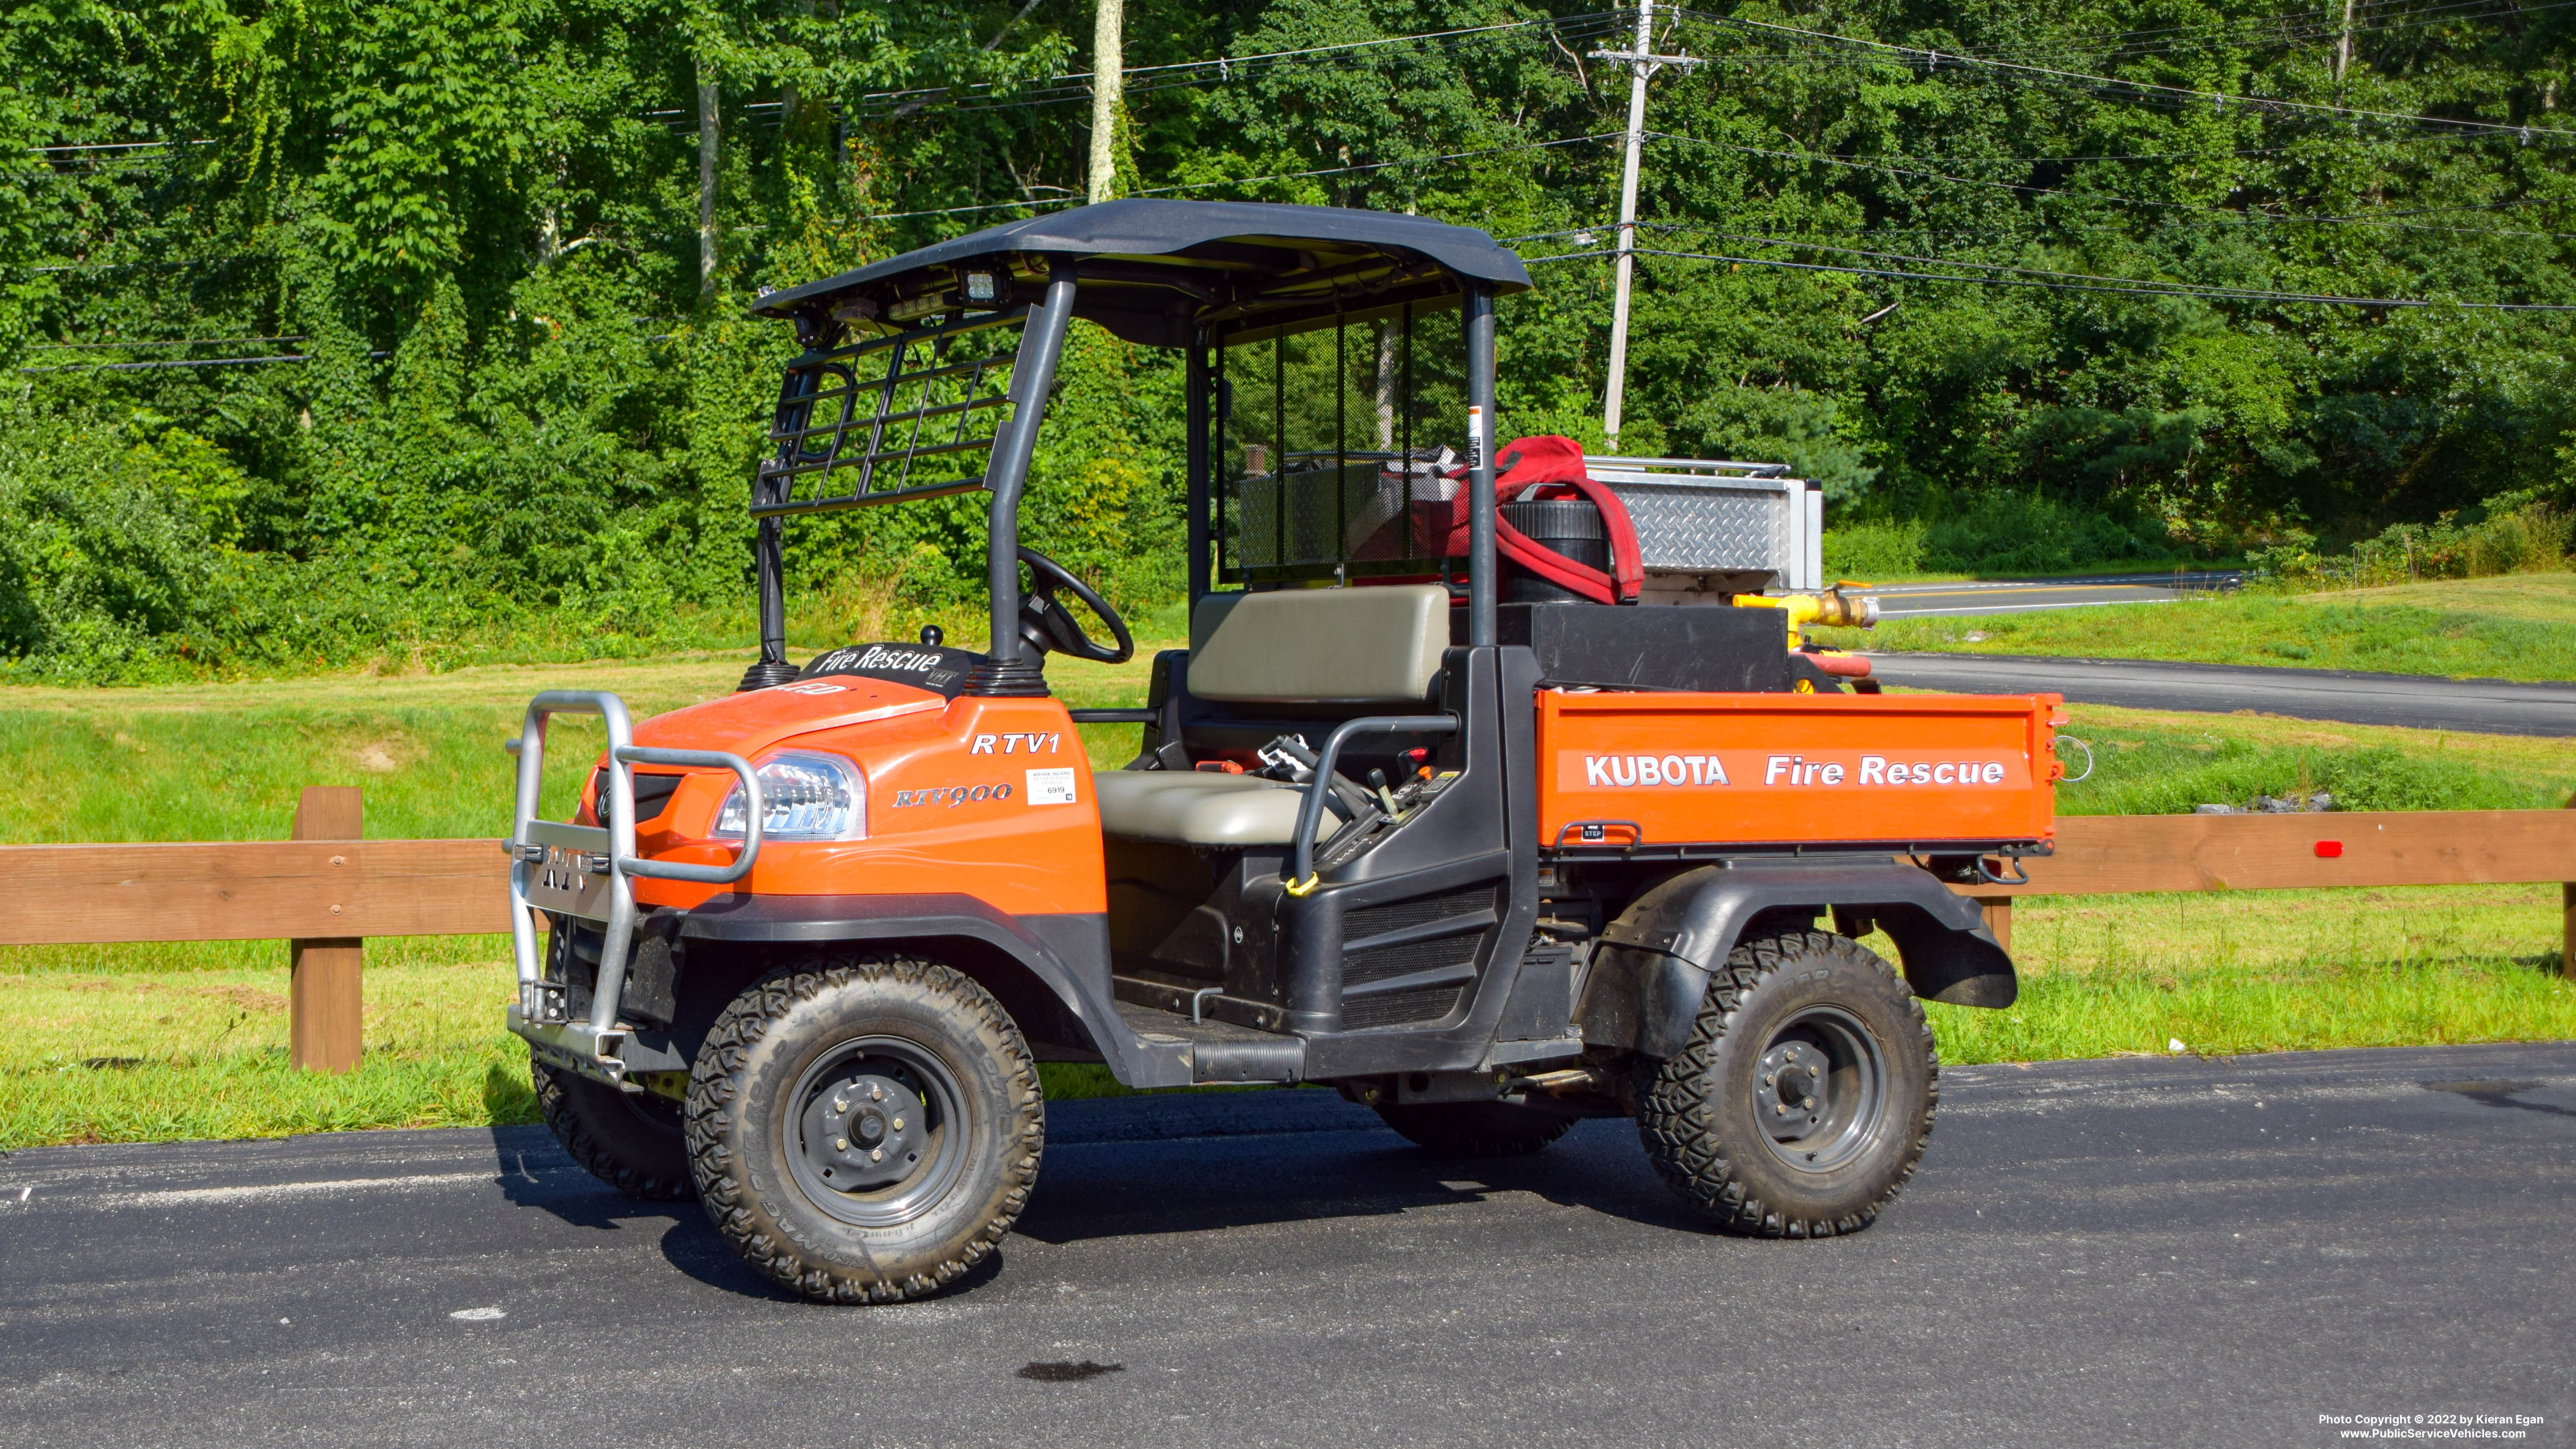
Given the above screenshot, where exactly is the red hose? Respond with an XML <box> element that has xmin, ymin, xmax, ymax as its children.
<box><xmin>1424</xmin><ymin>436</ymin><xmax>1644</xmax><ymax>605</ymax></box>
<box><xmin>1805</xmin><ymin>651</ymin><xmax>1873</xmax><ymax>679</ymax></box>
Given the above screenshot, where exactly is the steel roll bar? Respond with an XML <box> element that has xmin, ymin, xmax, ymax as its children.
<box><xmin>1285</xmin><ymin>714</ymin><xmax>1459</xmax><ymax>896</ymax></box>
<box><xmin>506</xmin><ymin>691</ymin><xmax>765</xmax><ymax>1036</ymax></box>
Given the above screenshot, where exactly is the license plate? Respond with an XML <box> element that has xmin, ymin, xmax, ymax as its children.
<box><xmin>522</xmin><ymin>844</ymin><xmax>614</xmax><ymax>921</ymax></box>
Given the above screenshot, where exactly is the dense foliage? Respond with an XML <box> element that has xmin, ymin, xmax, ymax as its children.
<box><xmin>5</xmin><ymin>0</ymin><xmax>2571</xmax><ymax>680</ymax></box>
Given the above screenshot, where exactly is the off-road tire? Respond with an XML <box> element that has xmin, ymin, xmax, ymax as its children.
<box><xmin>683</xmin><ymin>954</ymin><xmax>1042</xmax><ymax>1303</ymax></box>
<box><xmin>531</xmin><ymin>1060</ymin><xmax>694</xmax><ymax>1201</ymax></box>
<box><xmin>1636</xmin><ymin>930</ymin><xmax>1936</xmax><ymax>1238</ymax></box>
<box><xmin>1375</xmin><ymin>1101</ymin><xmax>1576</xmax><ymax>1158</ymax></box>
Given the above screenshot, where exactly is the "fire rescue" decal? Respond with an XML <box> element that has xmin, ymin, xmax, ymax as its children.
<box><xmin>1578</xmin><ymin>752</ymin><xmax>2015</xmax><ymax>788</ymax></box>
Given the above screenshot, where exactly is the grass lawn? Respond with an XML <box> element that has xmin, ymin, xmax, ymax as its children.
<box><xmin>1</xmin><ymin>636</ymin><xmax>2569</xmax><ymax>1150</ymax></box>
<box><xmin>0</xmin><ymin>639</ymin><xmax>1168</xmax><ymax>843</ymax></box>
<box><xmin>5</xmin><ymin>882</ymin><xmax>2566</xmax><ymax>1149</ymax></box>
<box><xmin>9</xmin><ymin>642</ymin><xmax>2570</xmax><ymax>843</ymax></box>
<box><xmin>2046</xmin><ymin>701</ymin><xmax>2576</xmax><ymax>815</ymax></box>
<box><xmin>1812</xmin><ymin>572</ymin><xmax>2576</xmax><ymax>683</ymax></box>
<box><xmin>1908</xmin><ymin>883</ymin><xmax>2573</xmax><ymax>1063</ymax></box>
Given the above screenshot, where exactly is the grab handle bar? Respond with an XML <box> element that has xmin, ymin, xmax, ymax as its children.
<box><xmin>1283</xmin><ymin>714</ymin><xmax>1458</xmax><ymax>896</ymax></box>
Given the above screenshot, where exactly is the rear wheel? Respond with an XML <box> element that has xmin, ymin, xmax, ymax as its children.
<box><xmin>532</xmin><ymin>1060</ymin><xmax>694</xmax><ymax>1201</ymax></box>
<box><xmin>683</xmin><ymin>954</ymin><xmax>1043</xmax><ymax>1303</ymax></box>
<box><xmin>1636</xmin><ymin>930</ymin><xmax>1936</xmax><ymax>1238</ymax></box>
<box><xmin>1374</xmin><ymin>1100</ymin><xmax>1576</xmax><ymax>1158</ymax></box>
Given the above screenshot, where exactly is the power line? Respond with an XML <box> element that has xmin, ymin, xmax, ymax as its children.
<box><xmin>869</xmin><ymin>117</ymin><xmax>2570</xmax><ymax>237</ymax></box>
<box><xmin>1523</xmin><ymin>241</ymin><xmax>2576</xmax><ymax>309</ymax></box>
<box><xmin>1645</xmin><ymin>131</ymin><xmax>2576</xmax><ymax>240</ymax></box>
<box><xmin>904</xmin><ymin>25</ymin><xmax>1627</xmax><ymax>118</ymax></box>
<box><xmin>860</xmin><ymin>133</ymin><xmax>1618</xmax><ymax>224</ymax></box>
<box><xmin>1638</xmin><ymin>219</ymin><xmax>2527</xmax><ymax>291</ymax></box>
<box><xmin>29</xmin><ymin>336</ymin><xmax>304</xmax><ymax>351</ymax></box>
<box><xmin>1677</xmin><ymin>9</ymin><xmax>2575</xmax><ymax>144</ymax></box>
<box><xmin>1992</xmin><ymin>0</ymin><xmax>2576</xmax><ymax>67</ymax></box>
<box><xmin>24</xmin><ymin>138</ymin><xmax>214</xmax><ymax>155</ymax></box>
<box><xmin>858</xmin><ymin>13</ymin><xmax>1623</xmax><ymax>117</ymax></box>
<box><xmin>1660</xmin><ymin>0</ymin><xmax>2568</xmax><ymax>68</ymax></box>
<box><xmin>1670</xmin><ymin>0</ymin><xmax>2519</xmax><ymax>63</ymax></box>
<box><xmin>1664</xmin><ymin>2</ymin><xmax>2573</xmax><ymax>73</ymax></box>
<box><xmin>1776</xmin><ymin>0</ymin><xmax>2576</xmax><ymax>72</ymax></box>
<box><xmin>21</xmin><ymin>354</ymin><xmax>316</xmax><ymax>373</ymax></box>
<box><xmin>27</xmin><ymin>256</ymin><xmax>263</xmax><ymax>274</ymax></box>
<box><xmin>1777</xmin><ymin>136</ymin><xmax>2471</xmax><ymax>165</ymax></box>
<box><xmin>1135</xmin><ymin>133</ymin><xmax>1614</xmax><ymax>196</ymax></box>
<box><xmin>13</xmin><ymin>161</ymin><xmax>179</xmax><ymax>182</ymax></box>
<box><xmin>1133</xmin><ymin>13</ymin><xmax>1614</xmax><ymax>80</ymax></box>
<box><xmin>1982</xmin><ymin>0</ymin><xmax>2527</xmax><ymax>48</ymax></box>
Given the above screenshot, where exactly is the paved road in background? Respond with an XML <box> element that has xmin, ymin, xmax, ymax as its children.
<box><xmin>1868</xmin><ymin>653</ymin><xmax>2576</xmax><ymax>736</ymax></box>
<box><xmin>4</xmin><ymin>1043</ymin><xmax>2569</xmax><ymax>1448</ymax></box>
<box><xmin>1863</xmin><ymin>571</ymin><xmax>2242</xmax><ymax>619</ymax></box>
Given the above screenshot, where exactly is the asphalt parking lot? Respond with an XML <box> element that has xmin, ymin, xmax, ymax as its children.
<box><xmin>1867</xmin><ymin>652</ymin><xmax>2576</xmax><ymax>735</ymax></box>
<box><xmin>1863</xmin><ymin>572</ymin><xmax>2240</xmax><ymax>619</ymax></box>
<box><xmin>3</xmin><ymin>1041</ymin><xmax>2569</xmax><ymax>1448</ymax></box>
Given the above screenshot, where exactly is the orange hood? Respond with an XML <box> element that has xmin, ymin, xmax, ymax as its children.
<box><xmin>629</xmin><ymin>676</ymin><xmax>949</xmax><ymax>758</ymax></box>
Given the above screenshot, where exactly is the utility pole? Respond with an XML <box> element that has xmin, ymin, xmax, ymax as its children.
<box><xmin>698</xmin><ymin>65</ymin><xmax>720</xmax><ymax>302</ymax></box>
<box><xmin>2332</xmin><ymin>0</ymin><xmax>2357</xmax><ymax>98</ymax></box>
<box><xmin>1591</xmin><ymin>0</ymin><xmax>1699</xmax><ymax>444</ymax></box>
<box><xmin>1088</xmin><ymin>0</ymin><xmax>1124</xmax><ymax>202</ymax></box>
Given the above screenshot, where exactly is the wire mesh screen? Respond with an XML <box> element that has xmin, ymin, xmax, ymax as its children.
<box><xmin>753</xmin><ymin>308</ymin><xmax>1028</xmax><ymax>518</ymax></box>
<box><xmin>1217</xmin><ymin>305</ymin><xmax>1468</xmax><ymax>584</ymax></box>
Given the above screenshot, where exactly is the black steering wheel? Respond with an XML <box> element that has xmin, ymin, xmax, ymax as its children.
<box><xmin>1015</xmin><ymin>545</ymin><xmax>1135</xmax><ymax>665</ymax></box>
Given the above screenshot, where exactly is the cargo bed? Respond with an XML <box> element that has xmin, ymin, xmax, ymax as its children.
<box><xmin>1537</xmin><ymin>690</ymin><xmax>2063</xmax><ymax>859</ymax></box>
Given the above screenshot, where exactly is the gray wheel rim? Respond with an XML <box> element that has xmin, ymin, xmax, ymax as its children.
<box><xmin>1751</xmin><ymin>1006</ymin><xmax>1889</xmax><ymax>1175</ymax></box>
<box><xmin>782</xmin><ymin>1035</ymin><xmax>973</xmax><ymax>1229</ymax></box>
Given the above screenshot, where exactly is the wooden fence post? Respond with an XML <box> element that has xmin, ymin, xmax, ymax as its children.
<box><xmin>1976</xmin><ymin>896</ymin><xmax>2012</xmax><ymax>953</ymax></box>
<box><xmin>289</xmin><ymin>787</ymin><xmax>366</xmax><ymax>1073</ymax></box>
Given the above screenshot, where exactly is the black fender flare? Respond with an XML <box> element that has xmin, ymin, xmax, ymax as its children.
<box><xmin>674</xmin><ymin>893</ymin><xmax>1171</xmax><ymax>1084</ymax></box>
<box><xmin>1578</xmin><ymin>860</ymin><xmax>2016</xmax><ymax>1059</ymax></box>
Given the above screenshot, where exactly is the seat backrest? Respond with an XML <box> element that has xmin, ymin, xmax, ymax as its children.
<box><xmin>1187</xmin><ymin>585</ymin><xmax>1449</xmax><ymax>704</ymax></box>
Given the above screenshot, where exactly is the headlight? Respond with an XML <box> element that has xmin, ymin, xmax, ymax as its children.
<box><xmin>713</xmin><ymin>751</ymin><xmax>868</xmax><ymax>841</ymax></box>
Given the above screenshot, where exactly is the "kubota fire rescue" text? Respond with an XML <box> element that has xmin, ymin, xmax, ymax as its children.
<box><xmin>1578</xmin><ymin>753</ymin><xmax>2012</xmax><ymax>788</ymax></box>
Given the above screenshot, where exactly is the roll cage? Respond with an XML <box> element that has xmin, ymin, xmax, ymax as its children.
<box><xmin>741</xmin><ymin>198</ymin><xmax>1535</xmax><ymax>695</ymax></box>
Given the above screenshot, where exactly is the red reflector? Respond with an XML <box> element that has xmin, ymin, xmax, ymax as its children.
<box><xmin>2314</xmin><ymin>840</ymin><xmax>2343</xmax><ymax>858</ymax></box>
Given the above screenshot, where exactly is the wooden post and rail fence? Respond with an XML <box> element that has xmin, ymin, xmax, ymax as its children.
<box><xmin>2</xmin><ymin>787</ymin><xmax>2571</xmax><ymax>1072</ymax></box>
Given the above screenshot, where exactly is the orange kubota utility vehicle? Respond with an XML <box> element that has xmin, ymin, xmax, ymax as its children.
<box><xmin>504</xmin><ymin>201</ymin><xmax>2061</xmax><ymax>1303</ymax></box>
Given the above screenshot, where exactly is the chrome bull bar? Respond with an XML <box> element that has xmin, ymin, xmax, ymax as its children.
<box><xmin>503</xmin><ymin>690</ymin><xmax>764</xmax><ymax>1087</ymax></box>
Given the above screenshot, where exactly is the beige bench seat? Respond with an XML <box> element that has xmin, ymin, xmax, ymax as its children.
<box><xmin>1091</xmin><ymin>770</ymin><xmax>1346</xmax><ymax>846</ymax></box>
<box><xmin>1092</xmin><ymin>583</ymin><xmax>1446</xmax><ymax>847</ymax></box>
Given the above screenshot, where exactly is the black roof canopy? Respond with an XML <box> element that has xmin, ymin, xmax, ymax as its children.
<box><xmin>750</xmin><ymin>199</ymin><xmax>1533</xmax><ymax>348</ymax></box>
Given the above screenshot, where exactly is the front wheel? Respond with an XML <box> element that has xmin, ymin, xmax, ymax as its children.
<box><xmin>684</xmin><ymin>954</ymin><xmax>1043</xmax><ymax>1303</ymax></box>
<box><xmin>1636</xmin><ymin>930</ymin><xmax>1937</xmax><ymax>1238</ymax></box>
<box><xmin>533</xmin><ymin>1060</ymin><xmax>693</xmax><ymax>1201</ymax></box>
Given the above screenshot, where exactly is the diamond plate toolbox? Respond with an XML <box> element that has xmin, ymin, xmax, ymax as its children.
<box><xmin>1591</xmin><ymin>468</ymin><xmax>1797</xmax><ymax>574</ymax></box>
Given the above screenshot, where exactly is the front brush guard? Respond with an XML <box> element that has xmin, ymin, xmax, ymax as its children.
<box><xmin>503</xmin><ymin>690</ymin><xmax>765</xmax><ymax>1089</ymax></box>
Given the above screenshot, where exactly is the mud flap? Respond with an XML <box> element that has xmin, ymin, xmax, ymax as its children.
<box><xmin>1864</xmin><ymin>902</ymin><xmax>2018</xmax><ymax>1009</ymax></box>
